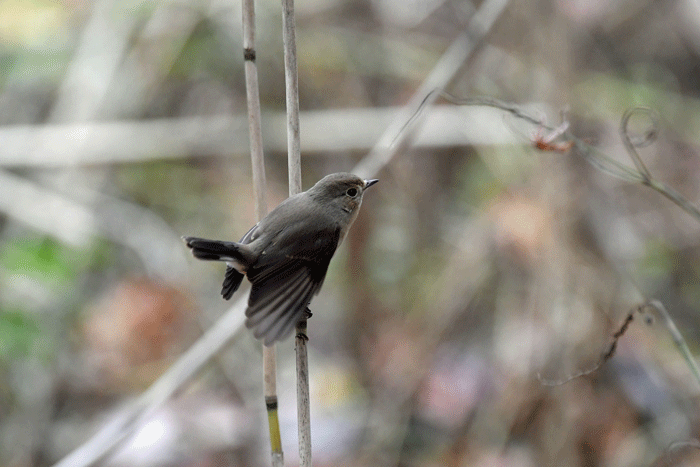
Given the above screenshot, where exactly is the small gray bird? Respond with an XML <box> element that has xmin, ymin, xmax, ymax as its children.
<box><xmin>184</xmin><ymin>172</ymin><xmax>378</xmax><ymax>345</ymax></box>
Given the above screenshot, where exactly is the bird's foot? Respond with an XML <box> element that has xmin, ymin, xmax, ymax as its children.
<box><xmin>295</xmin><ymin>308</ymin><xmax>312</xmax><ymax>341</ymax></box>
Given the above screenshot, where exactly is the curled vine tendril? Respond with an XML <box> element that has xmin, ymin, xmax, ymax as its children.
<box><xmin>619</xmin><ymin>106</ymin><xmax>660</xmax><ymax>182</ymax></box>
<box><xmin>397</xmin><ymin>91</ymin><xmax>700</xmax><ymax>223</ymax></box>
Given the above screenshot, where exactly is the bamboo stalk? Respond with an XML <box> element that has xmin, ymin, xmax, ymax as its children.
<box><xmin>242</xmin><ymin>0</ymin><xmax>268</xmax><ymax>220</ymax></box>
<box><xmin>280</xmin><ymin>0</ymin><xmax>311</xmax><ymax>464</ymax></box>
<box><xmin>283</xmin><ymin>0</ymin><xmax>302</xmax><ymax>197</ymax></box>
<box><xmin>242</xmin><ymin>0</ymin><xmax>283</xmax><ymax>465</ymax></box>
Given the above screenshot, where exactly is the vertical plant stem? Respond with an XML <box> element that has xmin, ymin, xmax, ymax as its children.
<box><xmin>283</xmin><ymin>0</ymin><xmax>302</xmax><ymax>197</ymax></box>
<box><xmin>242</xmin><ymin>0</ymin><xmax>267</xmax><ymax>220</ymax></box>
<box><xmin>242</xmin><ymin>1</ymin><xmax>283</xmax><ymax>466</ymax></box>
<box><xmin>281</xmin><ymin>0</ymin><xmax>310</xmax><ymax>465</ymax></box>
<box><xmin>294</xmin><ymin>315</ymin><xmax>311</xmax><ymax>467</ymax></box>
<box><xmin>264</xmin><ymin>346</ymin><xmax>283</xmax><ymax>466</ymax></box>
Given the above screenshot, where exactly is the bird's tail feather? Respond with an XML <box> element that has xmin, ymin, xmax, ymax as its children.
<box><xmin>182</xmin><ymin>237</ymin><xmax>246</xmax><ymax>262</ymax></box>
<box><xmin>183</xmin><ymin>236</ymin><xmax>251</xmax><ymax>300</ymax></box>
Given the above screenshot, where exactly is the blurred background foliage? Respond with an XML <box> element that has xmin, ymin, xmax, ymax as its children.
<box><xmin>3</xmin><ymin>0</ymin><xmax>700</xmax><ymax>466</ymax></box>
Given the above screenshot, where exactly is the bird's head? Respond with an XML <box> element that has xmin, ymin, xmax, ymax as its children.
<box><xmin>308</xmin><ymin>172</ymin><xmax>378</xmax><ymax>217</ymax></box>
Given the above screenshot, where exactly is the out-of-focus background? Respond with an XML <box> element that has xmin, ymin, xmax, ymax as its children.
<box><xmin>4</xmin><ymin>0</ymin><xmax>700</xmax><ymax>466</ymax></box>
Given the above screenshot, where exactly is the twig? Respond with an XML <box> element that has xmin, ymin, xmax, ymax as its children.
<box><xmin>532</xmin><ymin>121</ymin><xmax>573</xmax><ymax>153</ymax></box>
<box><xmin>645</xmin><ymin>300</ymin><xmax>700</xmax><ymax>388</ymax></box>
<box><xmin>280</xmin><ymin>0</ymin><xmax>311</xmax><ymax>464</ymax></box>
<box><xmin>52</xmin><ymin>297</ymin><xmax>248</xmax><ymax>467</ymax></box>
<box><xmin>538</xmin><ymin>299</ymin><xmax>700</xmax><ymax>390</ymax></box>
<box><xmin>395</xmin><ymin>92</ymin><xmax>544</xmax><ymax>145</ymax></box>
<box><xmin>538</xmin><ymin>305</ymin><xmax>649</xmax><ymax>386</ymax></box>
<box><xmin>242</xmin><ymin>0</ymin><xmax>283</xmax><ymax>465</ymax></box>
<box><xmin>351</xmin><ymin>0</ymin><xmax>511</xmax><ymax>179</ymax></box>
<box><xmin>418</xmin><ymin>94</ymin><xmax>700</xmax><ymax>224</ymax></box>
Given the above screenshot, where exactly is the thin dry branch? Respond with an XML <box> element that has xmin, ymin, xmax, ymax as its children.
<box><xmin>537</xmin><ymin>305</ymin><xmax>652</xmax><ymax>386</ymax></box>
<box><xmin>646</xmin><ymin>300</ymin><xmax>700</xmax><ymax>388</ymax></box>
<box><xmin>280</xmin><ymin>0</ymin><xmax>311</xmax><ymax>464</ymax></box>
<box><xmin>52</xmin><ymin>297</ymin><xmax>248</xmax><ymax>467</ymax></box>
<box><xmin>242</xmin><ymin>0</ymin><xmax>283</xmax><ymax>465</ymax></box>
<box><xmin>351</xmin><ymin>0</ymin><xmax>511</xmax><ymax>179</ymax></box>
<box><xmin>425</xmin><ymin>92</ymin><xmax>700</xmax><ymax>224</ymax></box>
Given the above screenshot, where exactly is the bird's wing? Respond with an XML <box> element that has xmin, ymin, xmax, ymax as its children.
<box><xmin>239</xmin><ymin>222</ymin><xmax>259</xmax><ymax>244</ymax></box>
<box><xmin>244</xmin><ymin>226</ymin><xmax>341</xmax><ymax>345</ymax></box>
<box><xmin>221</xmin><ymin>266</ymin><xmax>244</xmax><ymax>300</ymax></box>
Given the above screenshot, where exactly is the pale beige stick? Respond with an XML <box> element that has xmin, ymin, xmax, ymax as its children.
<box><xmin>242</xmin><ymin>0</ymin><xmax>284</xmax><ymax>465</ymax></box>
<box><xmin>280</xmin><ymin>0</ymin><xmax>311</xmax><ymax>464</ymax></box>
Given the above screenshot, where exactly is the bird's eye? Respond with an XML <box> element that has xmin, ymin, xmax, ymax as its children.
<box><xmin>346</xmin><ymin>187</ymin><xmax>358</xmax><ymax>197</ymax></box>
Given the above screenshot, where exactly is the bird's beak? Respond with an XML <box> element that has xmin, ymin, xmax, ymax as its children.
<box><xmin>364</xmin><ymin>179</ymin><xmax>379</xmax><ymax>188</ymax></box>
